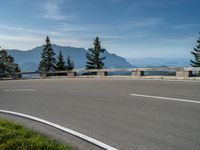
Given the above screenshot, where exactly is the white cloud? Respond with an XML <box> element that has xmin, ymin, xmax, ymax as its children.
<box><xmin>0</xmin><ymin>35</ymin><xmax>42</xmax><ymax>42</ymax></box>
<box><xmin>0</xmin><ymin>35</ymin><xmax>44</xmax><ymax>50</ymax></box>
<box><xmin>173</xmin><ymin>24</ymin><xmax>198</xmax><ymax>29</ymax></box>
<box><xmin>126</xmin><ymin>18</ymin><xmax>163</xmax><ymax>28</ymax></box>
<box><xmin>0</xmin><ymin>24</ymin><xmax>91</xmax><ymax>50</ymax></box>
<box><xmin>100</xmin><ymin>35</ymin><xmax>125</xmax><ymax>40</ymax></box>
<box><xmin>159</xmin><ymin>36</ymin><xmax>195</xmax><ymax>44</ymax></box>
<box><xmin>0</xmin><ymin>24</ymin><xmax>67</xmax><ymax>36</ymax></box>
<box><xmin>38</xmin><ymin>0</ymin><xmax>67</xmax><ymax>20</ymax></box>
<box><xmin>57</xmin><ymin>24</ymin><xmax>91</xmax><ymax>32</ymax></box>
<box><xmin>0</xmin><ymin>25</ymin><xmax>44</xmax><ymax>35</ymax></box>
<box><xmin>0</xmin><ymin>34</ymin><xmax>90</xmax><ymax>50</ymax></box>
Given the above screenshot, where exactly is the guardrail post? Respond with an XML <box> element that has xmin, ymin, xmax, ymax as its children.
<box><xmin>67</xmin><ymin>72</ymin><xmax>77</xmax><ymax>77</ymax></box>
<box><xmin>11</xmin><ymin>73</ymin><xmax>21</xmax><ymax>79</ymax></box>
<box><xmin>40</xmin><ymin>72</ymin><xmax>47</xmax><ymax>78</ymax></box>
<box><xmin>97</xmin><ymin>71</ymin><xmax>107</xmax><ymax>76</ymax></box>
<box><xmin>176</xmin><ymin>70</ymin><xmax>192</xmax><ymax>78</ymax></box>
<box><xmin>132</xmin><ymin>70</ymin><xmax>144</xmax><ymax>77</ymax></box>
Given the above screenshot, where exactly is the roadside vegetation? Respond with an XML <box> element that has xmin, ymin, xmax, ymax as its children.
<box><xmin>38</xmin><ymin>36</ymin><xmax>75</xmax><ymax>75</ymax></box>
<box><xmin>38</xmin><ymin>36</ymin><xmax>105</xmax><ymax>76</ymax></box>
<box><xmin>191</xmin><ymin>33</ymin><xmax>200</xmax><ymax>67</ymax></box>
<box><xmin>39</xmin><ymin>36</ymin><xmax>105</xmax><ymax>73</ymax></box>
<box><xmin>190</xmin><ymin>33</ymin><xmax>200</xmax><ymax>76</ymax></box>
<box><xmin>0</xmin><ymin>48</ymin><xmax>20</xmax><ymax>77</ymax></box>
<box><xmin>86</xmin><ymin>37</ymin><xmax>106</xmax><ymax>69</ymax></box>
<box><xmin>0</xmin><ymin>119</ymin><xmax>73</xmax><ymax>150</ymax></box>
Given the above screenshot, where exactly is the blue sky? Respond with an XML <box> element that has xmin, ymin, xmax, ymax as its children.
<box><xmin>0</xmin><ymin>0</ymin><xmax>199</xmax><ymax>58</ymax></box>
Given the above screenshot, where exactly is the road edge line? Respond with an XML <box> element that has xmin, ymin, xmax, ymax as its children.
<box><xmin>130</xmin><ymin>93</ymin><xmax>200</xmax><ymax>104</ymax></box>
<box><xmin>0</xmin><ymin>109</ymin><xmax>118</xmax><ymax>150</ymax></box>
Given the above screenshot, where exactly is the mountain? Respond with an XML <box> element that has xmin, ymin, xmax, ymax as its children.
<box><xmin>127</xmin><ymin>58</ymin><xmax>190</xmax><ymax>68</ymax></box>
<box><xmin>7</xmin><ymin>44</ymin><xmax>133</xmax><ymax>71</ymax></box>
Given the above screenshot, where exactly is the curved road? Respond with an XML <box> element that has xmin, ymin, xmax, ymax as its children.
<box><xmin>0</xmin><ymin>78</ymin><xmax>200</xmax><ymax>150</ymax></box>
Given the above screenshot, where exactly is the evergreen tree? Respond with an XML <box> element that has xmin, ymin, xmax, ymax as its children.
<box><xmin>39</xmin><ymin>36</ymin><xmax>56</xmax><ymax>72</ymax></box>
<box><xmin>56</xmin><ymin>51</ymin><xmax>65</xmax><ymax>71</ymax></box>
<box><xmin>86</xmin><ymin>37</ymin><xmax>106</xmax><ymax>69</ymax></box>
<box><xmin>66</xmin><ymin>55</ymin><xmax>74</xmax><ymax>71</ymax></box>
<box><xmin>191</xmin><ymin>33</ymin><xmax>200</xmax><ymax>67</ymax></box>
<box><xmin>0</xmin><ymin>48</ymin><xmax>20</xmax><ymax>75</ymax></box>
<box><xmin>0</xmin><ymin>49</ymin><xmax>7</xmax><ymax>74</ymax></box>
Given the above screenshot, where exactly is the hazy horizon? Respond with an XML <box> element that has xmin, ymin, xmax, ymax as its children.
<box><xmin>6</xmin><ymin>43</ymin><xmax>192</xmax><ymax>59</ymax></box>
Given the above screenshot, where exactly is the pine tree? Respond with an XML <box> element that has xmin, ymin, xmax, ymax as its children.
<box><xmin>66</xmin><ymin>55</ymin><xmax>74</xmax><ymax>71</ymax></box>
<box><xmin>56</xmin><ymin>51</ymin><xmax>65</xmax><ymax>71</ymax></box>
<box><xmin>0</xmin><ymin>48</ymin><xmax>20</xmax><ymax>75</ymax></box>
<box><xmin>39</xmin><ymin>36</ymin><xmax>56</xmax><ymax>72</ymax></box>
<box><xmin>0</xmin><ymin>49</ymin><xmax>7</xmax><ymax>74</ymax></box>
<box><xmin>191</xmin><ymin>33</ymin><xmax>200</xmax><ymax>67</ymax></box>
<box><xmin>86</xmin><ymin>37</ymin><xmax>106</xmax><ymax>69</ymax></box>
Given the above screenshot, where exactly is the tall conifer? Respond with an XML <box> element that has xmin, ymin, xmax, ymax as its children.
<box><xmin>56</xmin><ymin>51</ymin><xmax>65</xmax><ymax>71</ymax></box>
<box><xmin>66</xmin><ymin>55</ymin><xmax>74</xmax><ymax>71</ymax></box>
<box><xmin>86</xmin><ymin>37</ymin><xmax>106</xmax><ymax>69</ymax></box>
<box><xmin>191</xmin><ymin>33</ymin><xmax>200</xmax><ymax>67</ymax></box>
<box><xmin>39</xmin><ymin>36</ymin><xmax>56</xmax><ymax>72</ymax></box>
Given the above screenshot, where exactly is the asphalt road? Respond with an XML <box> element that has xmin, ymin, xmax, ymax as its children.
<box><xmin>0</xmin><ymin>78</ymin><xmax>200</xmax><ymax>150</ymax></box>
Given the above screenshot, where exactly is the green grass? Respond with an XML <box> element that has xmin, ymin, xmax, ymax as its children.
<box><xmin>0</xmin><ymin>119</ymin><xmax>74</xmax><ymax>150</ymax></box>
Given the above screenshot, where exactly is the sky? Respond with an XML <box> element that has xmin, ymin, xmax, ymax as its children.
<box><xmin>0</xmin><ymin>0</ymin><xmax>199</xmax><ymax>58</ymax></box>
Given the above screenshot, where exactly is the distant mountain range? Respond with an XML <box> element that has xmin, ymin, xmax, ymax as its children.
<box><xmin>7</xmin><ymin>44</ymin><xmax>192</xmax><ymax>72</ymax></box>
<box><xmin>7</xmin><ymin>44</ymin><xmax>133</xmax><ymax>71</ymax></box>
<box><xmin>127</xmin><ymin>58</ymin><xmax>191</xmax><ymax>68</ymax></box>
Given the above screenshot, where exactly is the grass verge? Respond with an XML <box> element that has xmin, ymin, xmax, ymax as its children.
<box><xmin>0</xmin><ymin>118</ymin><xmax>74</xmax><ymax>150</ymax></box>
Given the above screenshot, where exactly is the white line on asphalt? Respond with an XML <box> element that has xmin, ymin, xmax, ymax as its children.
<box><xmin>130</xmin><ymin>93</ymin><xmax>200</xmax><ymax>104</ymax></box>
<box><xmin>2</xmin><ymin>89</ymin><xmax>36</xmax><ymax>92</ymax></box>
<box><xmin>131</xmin><ymin>78</ymin><xmax>200</xmax><ymax>83</ymax></box>
<box><xmin>0</xmin><ymin>109</ymin><xmax>118</xmax><ymax>150</ymax></box>
<box><xmin>12</xmin><ymin>89</ymin><xmax>36</xmax><ymax>92</ymax></box>
<box><xmin>2</xmin><ymin>89</ymin><xmax>10</xmax><ymax>92</ymax></box>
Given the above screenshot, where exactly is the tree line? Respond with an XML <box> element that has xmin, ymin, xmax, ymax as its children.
<box><xmin>0</xmin><ymin>48</ymin><xmax>20</xmax><ymax>75</ymax></box>
<box><xmin>38</xmin><ymin>36</ymin><xmax>76</xmax><ymax>72</ymax></box>
<box><xmin>0</xmin><ymin>36</ymin><xmax>106</xmax><ymax>76</ymax></box>
<box><xmin>38</xmin><ymin>36</ymin><xmax>106</xmax><ymax>73</ymax></box>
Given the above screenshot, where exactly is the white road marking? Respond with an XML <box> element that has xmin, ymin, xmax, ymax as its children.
<box><xmin>2</xmin><ymin>89</ymin><xmax>10</xmax><ymax>92</ymax></box>
<box><xmin>12</xmin><ymin>89</ymin><xmax>36</xmax><ymax>92</ymax></box>
<box><xmin>0</xmin><ymin>109</ymin><xmax>118</xmax><ymax>150</ymax></box>
<box><xmin>130</xmin><ymin>93</ymin><xmax>200</xmax><ymax>104</ymax></box>
<box><xmin>2</xmin><ymin>89</ymin><xmax>36</xmax><ymax>92</ymax></box>
<box><xmin>131</xmin><ymin>78</ymin><xmax>200</xmax><ymax>83</ymax></box>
